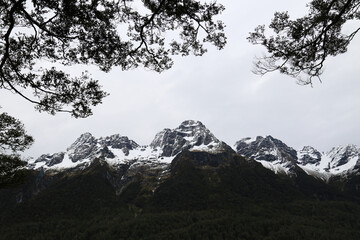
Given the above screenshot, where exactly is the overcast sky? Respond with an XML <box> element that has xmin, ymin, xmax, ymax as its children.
<box><xmin>1</xmin><ymin>0</ymin><xmax>360</xmax><ymax>159</ymax></box>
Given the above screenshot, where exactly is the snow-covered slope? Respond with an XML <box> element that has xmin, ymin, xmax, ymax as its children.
<box><xmin>299</xmin><ymin>144</ymin><xmax>360</xmax><ymax>176</ymax></box>
<box><xmin>29</xmin><ymin>120</ymin><xmax>231</xmax><ymax>171</ymax></box>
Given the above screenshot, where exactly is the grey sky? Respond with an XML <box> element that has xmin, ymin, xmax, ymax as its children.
<box><xmin>1</xmin><ymin>0</ymin><xmax>360</xmax><ymax>159</ymax></box>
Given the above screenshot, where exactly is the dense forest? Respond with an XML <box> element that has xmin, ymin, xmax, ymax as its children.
<box><xmin>1</xmin><ymin>152</ymin><xmax>359</xmax><ymax>239</ymax></box>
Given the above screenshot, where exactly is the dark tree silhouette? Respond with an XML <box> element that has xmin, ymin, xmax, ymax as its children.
<box><xmin>0</xmin><ymin>0</ymin><xmax>226</xmax><ymax>117</ymax></box>
<box><xmin>0</xmin><ymin>154</ymin><xmax>28</xmax><ymax>188</ymax></box>
<box><xmin>248</xmin><ymin>0</ymin><xmax>360</xmax><ymax>85</ymax></box>
<box><xmin>0</xmin><ymin>111</ymin><xmax>33</xmax><ymax>187</ymax></box>
<box><xmin>0</xmin><ymin>112</ymin><xmax>34</xmax><ymax>152</ymax></box>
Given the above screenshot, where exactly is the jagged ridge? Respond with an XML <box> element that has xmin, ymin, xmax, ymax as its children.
<box><xmin>30</xmin><ymin>121</ymin><xmax>360</xmax><ymax>181</ymax></box>
<box><xmin>30</xmin><ymin>120</ymin><xmax>231</xmax><ymax>171</ymax></box>
<box><xmin>234</xmin><ymin>136</ymin><xmax>360</xmax><ymax>178</ymax></box>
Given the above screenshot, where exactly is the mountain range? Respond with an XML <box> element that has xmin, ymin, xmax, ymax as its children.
<box><xmin>29</xmin><ymin>120</ymin><xmax>360</xmax><ymax>181</ymax></box>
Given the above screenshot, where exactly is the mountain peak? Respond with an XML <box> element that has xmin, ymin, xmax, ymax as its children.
<box><xmin>67</xmin><ymin>132</ymin><xmax>94</xmax><ymax>151</ymax></box>
<box><xmin>179</xmin><ymin>120</ymin><xmax>204</xmax><ymax>128</ymax></box>
<box><xmin>150</xmin><ymin>120</ymin><xmax>227</xmax><ymax>157</ymax></box>
<box><xmin>234</xmin><ymin>135</ymin><xmax>298</xmax><ymax>175</ymax></box>
<box><xmin>298</xmin><ymin>146</ymin><xmax>322</xmax><ymax>166</ymax></box>
<box><xmin>98</xmin><ymin>134</ymin><xmax>139</xmax><ymax>152</ymax></box>
<box><xmin>234</xmin><ymin>135</ymin><xmax>297</xmax><ymax>161</ymax></box>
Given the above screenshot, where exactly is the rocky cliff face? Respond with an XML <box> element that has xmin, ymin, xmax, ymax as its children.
<box><xmin>298</xmin><ymin>146</ymin><xmax>322</xmax><ymax>166</ymax></box>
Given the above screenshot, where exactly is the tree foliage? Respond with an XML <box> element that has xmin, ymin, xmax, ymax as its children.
<box><xmin>0</xmin><ymin>112</ymin><xmax>34</xmax><ymax>152</ymax></box>
<box><xmin>0</xmin><ymin>111</ymin><xmax>33</xmax><ymax>187</ymax></box>
<box><xmin>0</xmin><ymin>0</ymin><xmax>226</xmax><ymax>117</ymax></box>
<box><xmin>0</xmin><ymin>154</ymin><xmax>28</xmax><ymax>188</ymax></box>
<box><xmin>248</xmin><ymin>0</ymin><xmax>360</xmax><ymax>84</ymax></box>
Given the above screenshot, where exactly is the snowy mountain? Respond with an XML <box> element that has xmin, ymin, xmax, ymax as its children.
<box><xmin>150</xmin><ymin>120</ymin><xmax>229</xmax><ymax>156</ymax></box>
<box><xmin>234</xmin><ymin>136</ymin><xmax>360</xmax><ymax>178</ymax></box>
<box><xmin>299</xmin><ymin>144</ymin><xmax>360</xmax><ymax>176</ymax></box>
<box><xmin>298</xmin><ymin>146</ymin><xmax>322</xmax><ymax>165</ymax></box>
<box><xmin>233</xmin><ymin>136</ymin><xmax>298</xmax><ymax>175</ymax></box>
<box><xmin>31</xmin><ymin>133</ymin><xmax>140</xmax><ymax>169</ymax></box>
<box><xmin>29</xmin><ymin>120</ymin><xmax>231</xmax><ymax>171</ymax></box>
<box><xmin>29</xmin><ymin>120</ymin><xmax>359</xmax><ymax>181</ymax></box>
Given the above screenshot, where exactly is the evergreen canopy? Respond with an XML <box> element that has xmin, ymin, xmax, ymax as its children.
<box><xmin>248</xmin><ymin>0</ymin><xmax>360</xmax><ymax>84</ymax></box>
<box><xmin>0</xmin><ymin>0</ymin><xmax>226</xmax><ymax>117</ymax></box>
